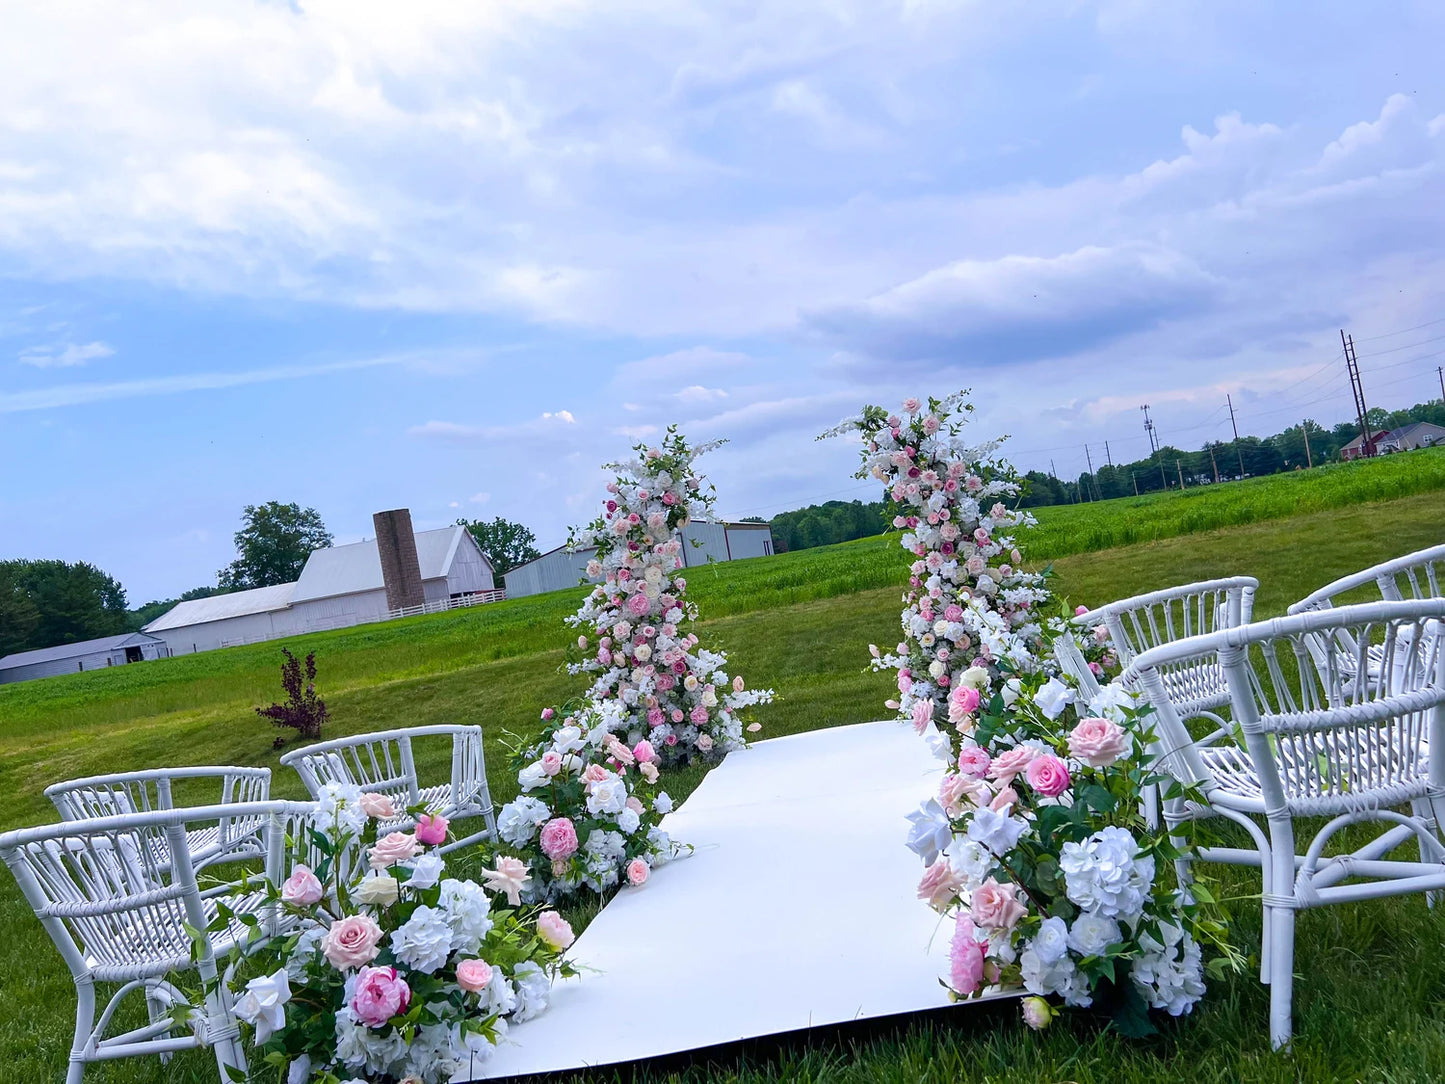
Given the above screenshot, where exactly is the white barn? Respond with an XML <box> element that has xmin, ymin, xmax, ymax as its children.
<box><xmin>0</xmin><ymin>632</ymin><xmax>166</xmax><ymax>685</ymax></box>
<box><xmin>144</xmin><ymin>522</ymin><xmax>496</xmax><ymax>655</ymax></box>
<box><xmin>504</xmin><ymin>520</ymin><xmax>775</xmax><ymax>599</ymax></box>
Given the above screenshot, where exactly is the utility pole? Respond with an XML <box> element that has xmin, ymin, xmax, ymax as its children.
<box><xmin>1207</xmin><ymin>443</ymin><xmax>1220</xmax><ymax>483</ymax></box>
<box><xmin>1104</xmin><ymin>441</ymin><xmax>1114</xmax><ymax>467</ymax></box>
<box><xmin>1131</xmin><ymin>471</ymin><xmax>1139</xmax><ymax>496</ymax></box>
<box><xmin>1140</xmin><ymin>404</ymin><xmax>1159</xmax><ymax>455</ymax></box>
<box><xmin>1342</xmin><ymin>329</ymin><xmax>1374</xmax><ymax>457</ymax></box>
<box><xmin>1437</xmin><ymin>365</ymin><xmax>1444</xmax><ymax>404</ymax></box>
<box><xmin>1226</xmin><ymin>393</ymin><xmax>1246</xmax><ymax>479</ymax></box>
<box><xmin>1176</xmin><ymin>458</ymin><xmax>1186</xmax><ymax>488</ymax></box>
<box><xmin>1302</xmin><ymin>422</ymin><xmax>1313</xmax><ymax>469</ymax></box>
<box><xmin>1159</xmin><ymin>460</ymin><xmax>1168</xmax><ymax>490</ymax></box>
<box><xmin>1084</xmin><ymin>445</ymin><xmax>1098</xmax><ymax>501</ymax></box>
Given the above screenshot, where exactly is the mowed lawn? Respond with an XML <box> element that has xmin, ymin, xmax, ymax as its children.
<box><xmin>2</xmin><ymin>489</ymin><xmax>1445</xmax><ymax>1082</ymax></box>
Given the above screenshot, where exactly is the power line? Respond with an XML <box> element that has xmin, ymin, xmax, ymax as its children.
<box><xmin>1354</xmin><ymin>315</ymin><xmax>1445</xmax><ymax>342</ymax></box>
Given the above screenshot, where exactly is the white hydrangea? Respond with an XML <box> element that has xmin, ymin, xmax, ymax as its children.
<box><xmin>482</xmin><ymin>971</ymin><xmax>516</xmax><ymax>1017</ymax></box>
<box><xmin>1020</xmin><ymin>944</ymin><xmax>1093</xmax><ymax>1008</ymax></box>
<box><xmin>315</xmin><ymin>781</ymin><xmax>367</xmax><ymax>837</ymax></box>
<box><xmin>391</xmin><ymin>904</ymin><xmax>453</xmax><ymax>974</ymax></box>
<box><xmin>653</xmin><ymin>792</ymin><xmax>674</xmax><ymax>815</ymax></box>
<box><xmin>944</xmin><ymin>838</ymin><xmax>994</xmax><ymax>890</ymax></box>
<box><xmin>403</xmin><ymin>1020</ymin><xmax>465</xmax><ymax>1084</ymax></box>
<box><xmin>334</xmin><ymin>1008</ymin><xmax>408</xmax><ymax>1076</ymax></box>
<box><xmin>510</xmin><ymin>961</ymin><xmax>552</xmax><ymax>1022</ymax></box>
<box><xmin>616</xmin><ymin>807</ymin><xmax>641</xmax><ymax>834</ymax></box>
<box><xmin>1132</xmin><ymin>923</ymin><xmax>1206</xmax><ymax>1016</ymax></box>
<box><xmin>497</xmin><ymin>797</ymin><xmax>551</xmax><ymax>847</ymax></box>
<box><xmin>1058</xmin><ymin>826</ymin><xmax>1155</xmax><ymax>920</ymax></box>
<box><xmin>438</xmin><ymin>878</ymin><xmax>494</xmax><ymax>954</ymax></box>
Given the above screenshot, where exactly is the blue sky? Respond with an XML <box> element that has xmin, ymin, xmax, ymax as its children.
<box><xmin>3</xmin><ymin>1</ymin><xmax>1444</xmax><ymax>604</ymax></box>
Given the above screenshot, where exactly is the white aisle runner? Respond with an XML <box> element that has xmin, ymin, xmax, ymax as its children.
<box><xmin>465</xmin><ymin>719</ymin><xmax>1008</xmax><ymax>1080</ymax></box>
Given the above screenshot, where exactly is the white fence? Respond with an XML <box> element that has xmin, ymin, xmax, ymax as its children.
<box><xmin>387</xmin><ymin>589</ymin><xmax>507</xmax><ymax>620</ymax></box>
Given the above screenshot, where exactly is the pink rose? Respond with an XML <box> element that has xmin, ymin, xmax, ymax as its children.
<box><xmin>539</xmin><ymin>818</ymin><xmax>579</xmax><ymax>861</ymax></box>
<box><xmin>1074</xmin><ymin>604</ymin><xmax>1089</xmax><ymax>616</ymax></box>
<box><xmin>910</xmin><ymin>699</ymin><xmax>933</xmax><ymax>734</ymax></box>
<box><xmin>949</xmin><ymin>914</ymin><xmax>987</xmax><ymax>996</ymax></box>
<box><xmin>917</xmin><ymin>860</ymin><xmax>966</xmax><ymax>911</ymax></box>
<box><xmin>670</xmin><ymin>709</ymin><xmax>684</xmax><ymax>723</ymax></box>
<box><xmin>541</xmin><ymin>751</ymin><xmax>563</xmax><ymax>776</ymax></box>
<box><xmin>948</xmin><ymin>685</ymin><xmax>980</xmax><ymax>721</ymax></box>
<box><xmin>689</xmin><ymin>704</ymin><xmax>709</xmax><ymax>725</ymax></box>
<box><xmin>633</xmin><ymin>740</ymin><xmax>657</xmax><ymax>764</ymax></box>
<box><xmin>541</xmin><ymin>707</ymin><xmax>556</xmax><ymax>720</ymax></box>
<box><xmin>455</xmin><ymin>958</ymin><xmax>493</xmax><ymax>993</ymax></box>
<box><xmin>582</xmin><ymin>763</ymin><xmax>611</xmax><ymax>785</ymax></box>
<box><xmin>369</xmin><ymin>832</ymin><xmax>420</xmax><ymax>869</ymax></box>
<box><xmin>1025</xmin><ymin>755</ymin><xmax>1071</xmax><ymax>797</ymax></box>
<box><xmin>696</xmin><ymin>733</ymin><xmax>714</xmax><ymax>752</ymax></box>
<box><xmin>414</xmin><ymin>814</ymin><xmax>449</xmax><ymax>847</ymax></box>
<box><xmin>281</xmin><ymin>864</ymin><xmax>323</xmax><ymax>905</ymax></box>
<box><xmin>626</xmin><ymin>858</ymin><xmax>650</xmax><ymax>886</ymax></box>
<box><xmin>988</xmin><ymin>746</ymin><xmax>1038</xmax><ymax>784</ymax></box>
<box><xmin>359</xmin><ymin>792</ymin><xmax>397</xmax><ymax>820</ymax></box>
<box><xmin>938</xmin><ymin>772</ymin><xmax>973</xmax><ymax>816</ymax></box>
<box><xmin>989</xmin><ymin>785</ymin><xmax>1019</xmax><ymax>812</ymax></box>
<box><xmin>321</xmin><ymin>914</ymin><xmax>383</xmax><ymax>970</ymax></box>
<box><xmin>1068</xmin><ymin>717</ymin><xmax>1130</xmax><ymax>768</ymax></box>
<box><xmin>628</xmin><ymin>592</ymin><xmax>651</xmax><ymax>617</ymax></box>
<box><xmin>956</xmin><ymin>745</ymin><xmax>991</xmax><ymax>779</ymax></box>
<box><xmin>732</xmin><ymin>675</ymin><xmax>745</xmax><ymax>693</ymax></box>
<box><xmin>537</xmin><ymin>909</ymin><xmax>576</xmax><ymax>949</ymax></box>
<box><xmin>639</xmin><ymin>762</ymin><xmax>659</xmax><ymax>783</ymax></box>
<box><xmin>625</xmin><ymin>795</ymin><xmax>645</xmax><ymax>815</ymax></box>
<box><xmin>970</xmin><ymin>877</ymin><xmax>1027</xmax><ymax>930</ymax></box>
<box><xmin>350</xmin><ymin>965</ymin><xmax>410</xmax><ymax>1027</ymax></box>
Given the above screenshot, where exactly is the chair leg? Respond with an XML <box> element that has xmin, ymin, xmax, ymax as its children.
<box><xmin>198</xmin><ymin>960</ymin><xmax>247</xmax><ymax>1080</ymax></box>
<box><xmin>1413</xmin><ymin>797</ymin><xmax>1442</xmax><ymax>907</ymax></box>
<box><xmin>144</xmin><ymin>979</ymin><xmax>174</xmax><ymax>1064</ymax></box>
<box><xmin>1268</xmin><ymin>904</ymin><xmax>1296</xmax><ymax>1050</ymax></box>
<box><xmin>67</xmin><ymin>978</ymin><xmax>95</xmax><ymax>1084</ymax></box>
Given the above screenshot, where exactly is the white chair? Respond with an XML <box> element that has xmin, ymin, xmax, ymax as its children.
<box><xmin>46</xmin><ymin>767</ymin><xmax>271</xmax><ymax>873</ymax></box>
<box><xmin>1125</xmin><ymin>600</ymin><xmax>1445</xmax><ymax>1048</ymax></box>
<box><xmin>0</xmin><ymin>801</ymin><xmax>309</xmax><ymax>1083</ymax></box>
<box><xmin>280</xmin><ymin>725</ymin><xmax>496</xmax><ymax>852</ymax></box>
<box><xmin>1083</xmin><ymin>576</ymin><xmax>1258</xmax><ymax>745</ymax></box>
<box><xmin>1289</xmin><ymin>544</ymin><xmax>1445</xmax><ymax>680</ymax></box>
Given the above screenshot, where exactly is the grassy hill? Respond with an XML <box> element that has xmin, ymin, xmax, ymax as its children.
<box><xmin>2</xmin><ymin>486</ymin><xmax>1445</xmax><ymax>1082</ymax></box>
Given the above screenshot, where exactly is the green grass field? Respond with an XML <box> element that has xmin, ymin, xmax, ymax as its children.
<box><xmin>4</xmin><ymin>483</ymin><xmax>1445</xmax><ymax>1082</ymax></box>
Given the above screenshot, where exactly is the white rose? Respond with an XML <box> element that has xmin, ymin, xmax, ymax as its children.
<box><xmin>1030</xmin><ymin>916</ymin><xmax>1070</xmax><ymax>965</ymax></box>
<box><xmin>1033</xmin><ymin>677</ymin><xmax>1074</xmax><ymax>720</ymax></box>
<box><xmin>518</xmin><ymin>761</ymin><xmax>549</xmax><ymax>792</ymax></box>
<box><xmin>586</xmin><ymin>777</ymin><xmax>628</xmax><ymax>816</ymax></box>
<box><xmin>616</xmin><ymin>808</ymin><xmax>641</xmax><ymax>834</ymax></box>
<box><xmin>1068</xmin><ymin>912</ymin><xmax>1122</xmax><ymax>957</ymax></box>
<box><xmin>960</xmin><ymin>666</ymin><xmax>991</xmax><ymax>689</ymax></box>
<box><xmin>653</xmin><ymin>792</ymin><xmax>674</xmax><ymax>815</ymax></box>
<box><xmin>354</xmin><ymin>874</ymin><xmax>400</xmax><ymax>907</ymax></box>
<box><xmin>406</xmin><ymin>854</ymin><xmax>446</xmax><ymax>891</ymax></box>
<box><xmin>928</xmin><ymin>660</ymin><xmax>946</xmax><ymax>679</ymax></box>
<box><xmin>683</xmin><ymin>674</ymin><xmax>698</xmax><ymax>691</ymax></box>
<box><xmin>635</xmin><ymin>644</ymin><xmax>653</xmax><ymax>663</ymax></box>
<box><xmin>235</xmin><ymin>968</ymin><xmax>291</xmax><ymax>1044</ymax></box>
<box><xmin>1001</xmin><ymin>677</ymin><xmax>1023</xmax><ymax>707</ymax></box>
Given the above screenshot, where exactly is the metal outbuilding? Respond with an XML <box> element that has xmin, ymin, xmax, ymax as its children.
<box><xmin>0</xmin><ymin>632</ymin><xmax>166</xmax><ymax>685</ymax></box>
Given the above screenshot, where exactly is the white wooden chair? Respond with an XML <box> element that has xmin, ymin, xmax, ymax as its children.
<box><xmin>45</xmin><ymin>767</ymin><xmax>271</xmax><ymax>873</ymax></box>
<box><xmin>1289</xmin><ymin>544</ymin><xmax>1445</xmax><ymax>681</ymax></box>
<box><xmin>280</xmin><ymin>725</ymin><xmax>496</xmax><ymax>852</ymax></box>
<box><xmin>1125</xmin><ymin>600</ymin><xmax>1445</xmax><ymax>1048</ymax></box>
<box><xmin>0</xmin><ymin>801</ymin><xmax>310</xmax><ymax>1083</ymax></box>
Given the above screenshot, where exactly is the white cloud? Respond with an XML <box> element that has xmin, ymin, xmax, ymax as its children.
<box><xmin>675</xmin><ymin>385</ymin><xmax>728</xmax><ymax>403</ymax></box>
<box><xmin>469</xmin><ymin>492</ymin><xmax>491</xmax><ymax>504</ymax></box>
<box><xmin>18</xmin><ymin>340</ymin><xmax>115</xmax><ymax>367</ymax></box>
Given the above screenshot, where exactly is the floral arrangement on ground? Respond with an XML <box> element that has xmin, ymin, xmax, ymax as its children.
<box><xmin>495</xmin><ymin>698</ymin><xmax>687</xmax><ymax>903</ymax></box>
<box><xmin>225</xmin><ymin>782</ymin><xmax>578</xmax><ymax>1084</ymax></box>
<box><xmin>564</xmin><ymin>426</ymin><xmax>772</xmax><ymax>766</ymax></box>
<box><xmin>826</xmin><ymin>392</ymin><xmax>1238</xmax><ymax>1034</ymax></box>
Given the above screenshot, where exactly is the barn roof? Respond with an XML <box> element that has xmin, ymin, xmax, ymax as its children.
<box><xmin>290</xmin><ymin>525</ymin><xmax>470</xmax><ymax>603</ymax></box>
<box><xmin>0</xmin><ymin>631</ymin><xmax>163</xmax><ymax>670</ymax></box>
<box><xmin>143</xmin><ymin>582</ymin><xmax>297</xmax><ymax>632</ymax></box>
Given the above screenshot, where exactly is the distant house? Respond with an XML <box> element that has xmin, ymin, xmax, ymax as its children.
<box><xmin>144</xmin><ymin>518</ymin><xmax>496</xmax><ymax>656</ymax></box>
<box><xmin>504</xmin><ymin>520</ymin><xmax>774</xmax><ymax>599</ymax></box>
<box><xmin>1341</xmin><ymin>422</ymin><xmax>1445</xmax><ymax>460</ymax></box>
<box><xmin>0</xmin><ymin>632</ymin><xmax>165</xmax><ymax>685</ymax></box>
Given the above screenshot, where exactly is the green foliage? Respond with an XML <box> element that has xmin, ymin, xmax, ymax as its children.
<box><xmin>768</xmin><ymin>499</ymin><xmax>889</xmax><ymax>552</ymax></box>
<box><xmin>0</xmin><ymin>558</ymin><xmax>128</xmax><ymax>654</ymax></box>
<box><xmin>458</xmin><ymin>516</ymin><xmax>542</xmax><ymax>578</ymax></box>
<box><xmin>218</xmin><ymin>501</ymin><xmax>332</xmax><ymax>591</ymax></box>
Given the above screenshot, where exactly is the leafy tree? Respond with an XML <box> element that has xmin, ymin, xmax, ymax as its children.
<box><xmin>219</xmin><ymin>501</ymin><xmax>332</xmax><ymax>590</ymax></box>
<box><xmin>767</xmin><ymin>499</ymin><xmax>889</xmax><ymax>552</ymax></box>
<box><xmin>0</xmin><ymin>559</ymin><xmax>128</xmax><ymax>652</ymax></box>
<box><xmin>457</xmin><ymin>517</ymin><xmax>542</xmax><ymax>578</ymax></box>
<box><xmin>256</xmin><ymin>648</ymin><xmax>329</xmax><ymax>741</ymax></box>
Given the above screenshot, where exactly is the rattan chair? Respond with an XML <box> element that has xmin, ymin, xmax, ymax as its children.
<box><xmin>1125</xmin><ymin>600</ymin><xmax>1445</xmax><ymax>1048</ymax></box>
<box><xmin>0</xmin><ymin>801</ymin><xmax>311</xmax><ymax>1083</ymax></box>
<box><xmin>46</xmin><ymin>767</ymin><xmax>271</xmax><ymax>873</ymax></box>
<box><xmin>280</xmin><ymin>725</ymin><xmax>496</xmax><ymax>852</ymax></box>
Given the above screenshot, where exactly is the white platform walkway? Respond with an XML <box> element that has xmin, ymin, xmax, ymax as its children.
<box><xmin>465</xmin><ymin>719</ymin><xmax>1007</xmax><ymax>1080</ymax></box>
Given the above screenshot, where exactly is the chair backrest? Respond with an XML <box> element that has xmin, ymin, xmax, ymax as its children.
<box><xmin>1084</xmin><ymin>576</ymin><xmax>1259</xmax><ymax>666</ymax></box>
<box><xmin>0</xmin><ymin>802</ymin><xmax>305</xmax><ymax>984</ymax></box>
<box><xmin>1053</xmin><ymin>628</ymin><xmax>1103</xmax><ymax>700</ymax></box>
<box><xmin>1126</xmin><ymin>600</ymin><xmax>1445</xmax><ymax>816</ymax></box>
<box><xmin>1288</xmin><ymin>544</ymin><xmax>1445</xmax><ymax>615</ymax></box>
<box><xmin>280</xmin><ymin>725</ymin><xmax>484</xmax><ymax>811</ymax></box>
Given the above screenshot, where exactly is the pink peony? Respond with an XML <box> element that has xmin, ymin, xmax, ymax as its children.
<box><xmin>627</xmin><ymin>592</ymin><xmax>651</xmax><ymax>617</ymax></box>
<box><xmin>455</xmin><ymin>958</ymin><xmax>493</xmax><ymax>993</ymax></box>
<box><xmin>414</xmin><ymin>814</ymin><xmax>449</xmax><ymax>847</ymax></box>
<box><xmin>1068</xmin><ymin>717</ymin><xmax>1130</xmax><ymax>768</ymax></box>
<box><xmin>321</xmin><ymin>914</ymin><xmax>383</xmax><ymax>970</ymax></box>
<box><xmin>350</xmin><ymin>965</ymin><xmax>410</xmax><ymax>1027</ymax></box>
<box><xmin>911</xmin><ymin>699</ymin><xmax>933</xmax><ymax>734</ymax></box>
<box><xmin>949</xmin><ymin>914</ymin><xmax>987</xmax><ymax>996</ymax></box>
<box><xmin>541</xmin><ymin>751</ymin><xmax>563</xmax><ymax>776</ymax></box>
<box><xmin>537</xmin><ymin>910</ymin><xmax>576</xmax><ymax>949</ymax></box>
<box><xmin>626</xmin><ymin>858</ymin><xmax>650</xmax><ymax>886</ymax></box>
<box><xmin>970</xmin><ymin>877</ymin><xmax>1028</xmax><ymax>930</ymax></box>
<box><xmin>281</xmin><ymin>864</ymin><xmax>323</xmax><ymax>906</ymax></box>
<box><xmin>647</xmin><ymin>707</ymin><xmax>665</xmax><ymax>727</ymax></box>
<box><xmin>359</xmin><ymin>792</ymin><xmax>397</xmax><ymax>820</ymax></box>
<box><xmin>988</xmin><ymin>746</ymin><xmax>1038</xmax><ymax>784</ymax></box>
<box><xmin>917</xmin><ymin>860</ymin><xmax>965</xmax><ymax>910</ymax></box>
<box><xmin>1025</xmin><ymin>755</ymin><xmax>1071</xmax><ymax>797</ymax></box>
<box><xmin>956</xmin><ymin>745</ymin><xmax>991</xmax><ymax>779</ymax></box>
<box><xmin>369</xmin><ymin>832</ymin><xmax>420</xmax><ymax>870</ymax></box>
<box><xmin>690</xmin><ymin>704</ymin><xmax>710</xmax><ymax>725</ymax></box>
<box><xmin>541</xmin><ymin>707</ymin><xmax>556</xmax><ymax>720</ymax></box>
<box><xmin>539</xmin><ymin>817</ymin><xmax>579</xmax><ymax>861</ymax></box>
